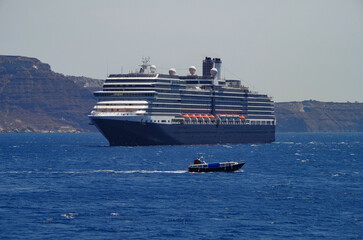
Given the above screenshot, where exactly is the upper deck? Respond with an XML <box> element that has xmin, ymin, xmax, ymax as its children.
<box><xmin>92</xmin><ymin>57</ymin><xmax>274</xmax><ymax>120</ymax></box>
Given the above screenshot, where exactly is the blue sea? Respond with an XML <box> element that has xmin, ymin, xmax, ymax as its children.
<box><xmin>0</xmin><ymin>133</ymin><xmax>362</xmax><ymax>239</ymax></box>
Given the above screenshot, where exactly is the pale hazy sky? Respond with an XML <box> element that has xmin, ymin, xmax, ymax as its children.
<box><xmin>1</xmin><ymin>0</ymin><xmax>362</xmax><ymax>102</ymax></box>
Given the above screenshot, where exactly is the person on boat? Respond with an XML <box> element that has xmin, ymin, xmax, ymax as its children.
<box><xmin>194</xmin><ymin>157</ymin><xmax>206</xmax><ymax>164</ymax></box>
<box><xmin>194</xmin><ymin>159</ymin><xmax>201</xmax><ymax>164</ymax></box>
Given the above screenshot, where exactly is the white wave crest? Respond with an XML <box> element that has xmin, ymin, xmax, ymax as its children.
<box><xmin>61</xmin><ymin>213</ymin><xmax>79</xmax><ymax>219</ymax></box>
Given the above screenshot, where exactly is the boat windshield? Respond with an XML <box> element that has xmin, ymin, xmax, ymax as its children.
<box><xmin>194</xmin><ymin>157</ymin><xmax>206</xmax><ymax>164</ymax></box>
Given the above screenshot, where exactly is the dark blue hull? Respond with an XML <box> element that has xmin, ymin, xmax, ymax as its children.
<box><xmin>188</xmin><ymin>162</ymin><xmax>245</xmax><ymax>172</ymax></box>
<box><xmin>92</xmin><ymin>119</ymin><xmax>275</xmax><ymax>146</ymax></box>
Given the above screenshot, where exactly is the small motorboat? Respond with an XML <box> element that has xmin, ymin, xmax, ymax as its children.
<box><xmin>188</xmin><ymin>157</ymin><xmax>245</xmax><ymax>173</ymax></box>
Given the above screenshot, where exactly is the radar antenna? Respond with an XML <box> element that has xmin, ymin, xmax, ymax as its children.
<box><xmin>139</xmin><ymin>57</ymin><xmax>151</xmax><ymax>73</ymax></box>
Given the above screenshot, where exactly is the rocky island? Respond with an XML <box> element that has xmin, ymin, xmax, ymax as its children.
<box><xmin>0</xmin><ymin>55</ymin><xmax>102</xmax><ymax>133</ymax></box>
<box><xmin>0</xmin><ymin>55</ymin><xmax>362</xmax><ymax>133</ymax></box>
<box><xmin>275</xmin><ymin>101</ymin><xmax>363</xmax><ymax>132</ymax></box>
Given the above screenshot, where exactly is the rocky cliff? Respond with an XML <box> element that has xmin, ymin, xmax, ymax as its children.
<box><xmin>0</xmin><ymin>55</ymin><xmax>102</xmax><ymax>132</ymax></box>
<box><xmin>0</xmin><ymin>55</ymin><xmax>362</xmax><ymax>133</ymax></box>
<box><xmin>275</xmin><ymin>101</ymin><xmax>363</xmax><ymax>132</ymax></box>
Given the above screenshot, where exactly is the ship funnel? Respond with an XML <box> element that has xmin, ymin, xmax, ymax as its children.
<box><xmin>213</xmin><ymin>58</ymin><xmax>222</xmax><ymax>80</ymax></box>
<box><xmin>203</xmin><ymin>57</ymin><xmax>213</xmax><ymax>77</ymax></box>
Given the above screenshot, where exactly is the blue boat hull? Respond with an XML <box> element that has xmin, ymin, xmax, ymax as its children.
<box><xmin>91</xmin><ymin>119</ymin><xmax>275</xmax><ymax>146</ymax></box>
<box><xmin>188</xmin><ymin>162</ymin><xmax>245</xmax><ymax>172</ymax></box>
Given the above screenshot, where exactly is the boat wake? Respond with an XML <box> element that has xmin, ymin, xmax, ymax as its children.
<box><xmin>1</xmin><ymin>170</ymin><xmax>188</xmax><ymax>174</ymax></box>
<box><xmin>93</xmin><ymin>170</ymin><xmax>187</xmax><ymax>174</ymax></box>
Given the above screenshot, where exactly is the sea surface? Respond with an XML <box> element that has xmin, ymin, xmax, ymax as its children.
<box><xmin>0</xmin><ymin>133</ymin><xmax>362</xmax><ymax>239</ymax></box>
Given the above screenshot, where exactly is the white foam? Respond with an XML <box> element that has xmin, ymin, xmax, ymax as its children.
<box><xmin>120</xmin><ymin>170</ymin><xmax>187</xmax><ymax>174</ymax></box>
<box><xmin>90</xmin><ymin>169</ymin><xmax>187</xmax><ymax>174</ymax></box>
<box><xmin>1</xmin><ymin>169</ymin><xmax>188</xmax><ymax>174</ymax></box>
<box><xmin>61</xmin><ymin>213</ymin><xmax>79</xmax><ymax>219</ymax></box>
<box><xmin>222</xmin><ymin>145</ymin><xmax>233</xmax><ymax>148</ymax></box>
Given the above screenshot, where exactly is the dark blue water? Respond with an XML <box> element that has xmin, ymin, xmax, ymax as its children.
<box><xmin>0</xmin><ymin>133</ymin><xmax>362</xmax><ymax>239</ymax></box>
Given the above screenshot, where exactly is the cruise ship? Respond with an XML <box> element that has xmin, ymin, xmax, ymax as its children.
<box><xmin>89</xmin><ymin>57</ymin><xmax>275</xmax><ymax>146</ymax></box>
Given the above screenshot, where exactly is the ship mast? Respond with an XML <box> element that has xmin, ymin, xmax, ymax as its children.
<box><xmin>139</xmin><ymin>57</ymin><xmax>150</xmax><ymax>73</ymax></box>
